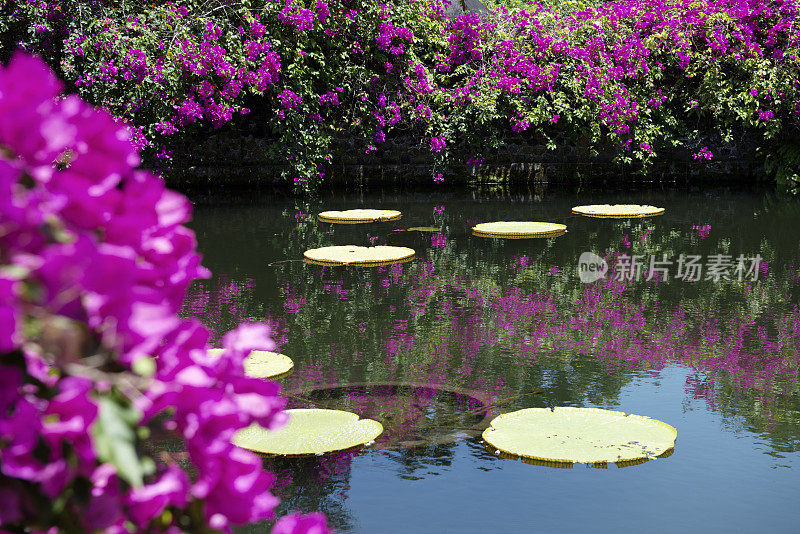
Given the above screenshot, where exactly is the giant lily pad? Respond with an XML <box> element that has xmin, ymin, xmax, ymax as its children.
<box><xmin>207</xmin><ymin>349</ymin><xmax>294</xmax><ymax>379</ymax></box>
<box><xmin>303</xmin><ymin>245</ymin><xmax>415</xmax><ymax>266</ymax></box>
<box><xmin>472</xmin><ymin>221</ymin><xmax>566</xmax><ymax>239</ymax></box>
<box><xmin>318</xmin><ymin>209</ymin><xmax>401</xmax><ymax>224</ymax></box>
<box><xmin>404</xmin><ymin>227</ymin><xmax>442</xmax><ymax>232</ymax></box>
<box><xmin>482</xmin><ymin>407</ymin><xmax>676</xmax><ymax>465</ymax></box>
<box><xmin>233</xmin><ymin>408</ymin><xmax>383</xmax><ymax>456</ymax></box>
<box><xmin>571</xmin><ymin>204</ymin><xmax>665</xmax><ymax>218</ymax></box>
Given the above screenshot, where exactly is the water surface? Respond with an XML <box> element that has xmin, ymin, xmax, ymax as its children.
<box><xmin>184</xmin><ymin>184</ymin><xmax>800</xmax><ymax>533</ymax></box>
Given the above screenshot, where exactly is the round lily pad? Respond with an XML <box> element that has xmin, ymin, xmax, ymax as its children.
<box><xmin>233</xmin><ymin>408</ymin><xmax>384</xmax><ymax>456</ymax></box>
<box><xmin>571</xmin><ymin>204</ymin><xmax>665</xmax><ymax>218</ymax></box>
<box><xmin>303</xmin><ymin>245</ymin><xmax>415</xmax><ymax>266</ymax></box>
<box><xmin>405</xmin><ymin>227</ymin><xmax>442</xmax><ymax>232</ymax></box>
<box><xmin>472</xmin><ymin>221</ymin><xmax>566</xmax><ymax>239</ymax></box>
<box><xmin>318</xmin><ymin>209</ymin><xmax>402</xmax><ymax>224</ymax></box>
<box><xmin>207</xmin><ymin>349</ymin><xmax>294</xmax><ymax>379</ymax></box>
<box><xmin>482</xmin><ymin>407</ymin><xmax>676</xmax><ymax>465</ymax></box>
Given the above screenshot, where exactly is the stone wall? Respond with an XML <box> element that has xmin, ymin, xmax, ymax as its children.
<box><xmin>170</xmin><ymin>126</ymin><xmax>767</xmax><ymax>187</ymax></box>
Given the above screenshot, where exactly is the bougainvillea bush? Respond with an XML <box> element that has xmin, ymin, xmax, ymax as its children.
<box><xmin>2</xmin><ymin>0</ymin><xmax>798</xmax><ymax>191</ymax></box>
<box><xmin>0</xmin><ymin>52</ymin><xmax>328</xmax><ymax>533</ymax></box>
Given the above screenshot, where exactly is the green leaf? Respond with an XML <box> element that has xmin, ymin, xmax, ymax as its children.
<box><xmin>483</xmin><ymin>407</ymin><xmax>677</xmax><ymax>464</ymax></box>
<box><xmin>91</xmin><ymin>397</ymin><xmax>144</xmax><ymax>487</ymax></box>
<box><xmin>233</xmin><ymin>408</ymin><xmax>383</xmax><ymax>456</ymax></box>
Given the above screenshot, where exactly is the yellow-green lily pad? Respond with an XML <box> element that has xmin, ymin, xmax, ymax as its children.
<box><xmin>482</xmin><ymin>407</ymin><xmax>677</xmax><ymax>465</ymax></box>
<box><xmin>207</xmin><ymin>349</ymin><xmax>294</xmax><ymax>379</ymax></box>
<box><xmin>405</xmin><ymin>227</ymin><xmax>442</xmax><ymax>232</ymax></box>
<box><xmin>233</xmin><ymin>408</ymin><xmax>384</xmax><ymax>456</ymax></box>
<box><xmin>318</xmin><ymin>209</ymin><xmax>401</xmax><ymax>224</ymax></box>
<box><xmin>303</xmin><ymin>245</ymin><xmax>415</xmax><ymax>266</ymax></box>
<box><xmin>571</xmin><ymin>204</ymin><xmax>665</xmax><ymax>218</ymax></box>
<box><xmin>472</xmin><ymin>221</ymin><xmax>566</xmax><ymax>239</ymax></box>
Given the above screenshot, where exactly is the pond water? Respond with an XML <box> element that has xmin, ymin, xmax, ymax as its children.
<box><xmin>183</xmin><ymin>184</ymin><xmax>800</xmax><ymax>533</ymax></box>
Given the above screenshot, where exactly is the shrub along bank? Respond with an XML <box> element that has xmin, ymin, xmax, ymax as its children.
<box><xmin>2</xmin><ymin>0</ymin><xmax>799</xmax><ymax>192</ymax></box>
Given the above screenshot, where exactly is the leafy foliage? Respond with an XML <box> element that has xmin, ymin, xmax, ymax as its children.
<box><xmin>767</xmin><ymin>137</ymin><xmax>800</xmax><ymax>194</ymax></box>
<box><xmin>1</xmin><ymin>0</ymin><xmax>798</xmax><ymax>192</ymax></box>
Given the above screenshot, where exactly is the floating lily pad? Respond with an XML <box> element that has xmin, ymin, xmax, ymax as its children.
<box><xmin>571</xmin><ymin>204</ymin><xmax>665</xmax><ymax>218</ymax></box>
<box><xmin>472</xmin><ymin>221</ymin><xmax>566</xmax><ymax>239</ymax></box>
<box><xmin>207</xmin><ymin>349</ymin><xmax>294</xmax><ymax>379</ymax></box>
<box><xmin>233</xmin><ymin>408</ymin><xmax>383</xmax><ymax>456</ymax></box>
<box><xmin>405</xmin><ymin>227</ymin><xmax>442</xmax><ymax>232</ymax></box>
<box><xmin>482</xmin><ymin>407</ymin><xmax>676</xmax><ymax>465</ymax></box>
<box><xmin>303</xmin><ymin>245</ymin><xmax>415</xmax><ymax>266</ymax></box>
<box><xmin>318</xmin><ymin>209</ymin><xmax>402</xmax><ymax>224</ymax></box>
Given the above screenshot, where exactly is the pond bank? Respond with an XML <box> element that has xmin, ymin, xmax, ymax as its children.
<box><xmin>169</xmin><ymin>128</ymin><xmax>770</xmax><ymax>189</ymax></box>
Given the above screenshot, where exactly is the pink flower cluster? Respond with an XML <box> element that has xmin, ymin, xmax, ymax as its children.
<box><xmin>430</xmin><ymin>135</ymin><xmax>447</xmax><ymax>153</ymax></box>
<box><xmin>279</xmin><ymin>89</ymin><xmax>302</xmax><ymax>109</ymax></box>
<box><xmin>376</xmin><ymin>21</ymin><xmax>414</xmax><ymax>55</ymax></box>
<box><xmin>0</xmin><ymin>53</ymin><xmax>328</xmax><ymax>534</ymax></box>
<box><xmin>445</xmin><ymin>14</ymin><xmax>490</xmax><ymax>67</ymax></box>
<box><xmin>437</xmin><ymin>0</ymin><xmax>799</xmax><ymax>157</ymax></box>
<box><xmin>693</xmin><ymin>146</ymin><xmax>714</xmax><ymax>160</ymax></box>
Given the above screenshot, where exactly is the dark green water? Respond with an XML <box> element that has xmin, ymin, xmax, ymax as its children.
<box><xmin>185</xmin><ymin>184</ymin><xmax>800</xmax><ymax>533</ymax></box>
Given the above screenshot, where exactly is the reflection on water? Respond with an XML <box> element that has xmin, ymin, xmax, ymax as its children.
<box><xmin>184</xmin><ymin>185</ymin><xmax>800</xmax><ymax>533</ymax></box>
<box><xmin>286</xmin><ymin>382</ymin><xmax>492</xmax><ymax>449</ymax></box>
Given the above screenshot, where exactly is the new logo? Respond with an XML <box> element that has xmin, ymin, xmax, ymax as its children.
<box><xmin>578</xmin><ymin>252</ymin><xmax>608</xmax><ymax>283</ymax></box>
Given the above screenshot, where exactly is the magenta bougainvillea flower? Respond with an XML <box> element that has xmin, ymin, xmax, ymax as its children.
<box><xmin>0</xmin><ymin>52</ymin><xmax>327</xmax><ymax>533</ymax></box>
<box><xmin>430</xmin><ymin>135</ymin><xmax>447</xmax><ymax>153</ymax></box>
<box><xmin>693</xmin><ymin>146</ymin><xmax>714</xmax><ymax>160</ymax></box>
